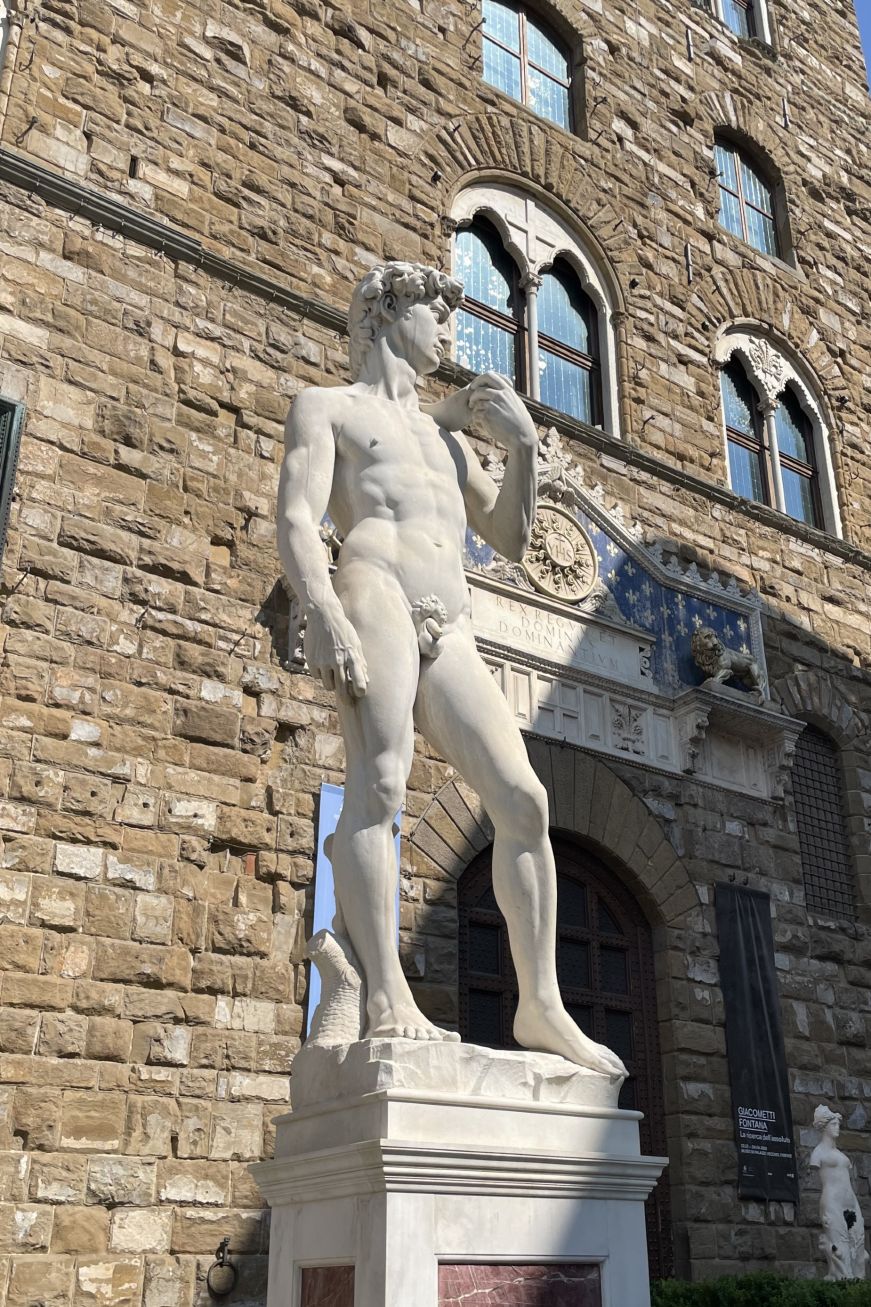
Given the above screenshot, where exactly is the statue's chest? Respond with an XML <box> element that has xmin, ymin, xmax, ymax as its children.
<box><xmin>342</xmin><ymin>411</ymin><xmax>456</xmax><ymax>482</ymax></box>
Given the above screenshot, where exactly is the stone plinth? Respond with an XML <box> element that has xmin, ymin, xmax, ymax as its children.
<box><xmin>252</xmin><ymin>1039</ymin><xmax>667</xmax><ymax>1307</ymax></box>
<box><xmin>288</xmin><ymin>1035</ymin><xmax>621</xmax><ymax>1111</ymax></box>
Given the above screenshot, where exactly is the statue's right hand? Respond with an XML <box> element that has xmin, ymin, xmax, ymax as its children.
<box><xmin>303</xmin><ymin>608</ymin><xmax>369</xmax><ymax>698</ymax></box>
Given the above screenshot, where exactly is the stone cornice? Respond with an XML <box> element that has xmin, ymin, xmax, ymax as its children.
<box><xmin>0</xmin><ymin>147</ymin><xmax>347</xmax><ymax>339</ymax></box>
<box><xmin>252</xmin><ymin>1139</ymin><xmax>667</xmax><ymax>1203</ymax></box>
<box><xmin>2</xmin><ymin>146</ymin><xmax>870</xmax><ymax>579</ymax></box>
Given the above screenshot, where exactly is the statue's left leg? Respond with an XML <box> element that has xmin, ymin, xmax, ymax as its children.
<box><xmin>415</xmin><ymin>628</ymin><xmax>626</xmax><ymax>1080</ymax></box>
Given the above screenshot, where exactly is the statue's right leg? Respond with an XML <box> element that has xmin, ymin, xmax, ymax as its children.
<box><xmin>330</xmin><ymin>566</ymin><xmax>458</xmax><ymax>1043</ymax></box>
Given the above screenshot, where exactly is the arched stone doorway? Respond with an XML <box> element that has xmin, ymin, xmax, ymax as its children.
<box><xmin>457</xmin><ymin>831</ymin><xmax>673</xmax><ymax>1279</ymax></box>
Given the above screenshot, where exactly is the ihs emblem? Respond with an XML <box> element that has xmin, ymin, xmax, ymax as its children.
<box><xmin>522</xmin><ymin>505</ymin><xmax>598</xmax><ymax>603</ymax></box>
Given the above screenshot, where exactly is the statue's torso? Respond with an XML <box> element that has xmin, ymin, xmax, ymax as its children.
<box><xmin>812</xmin><ymin>1144</ymin><xmax>862</xmax><ymax>1220</ymax></box>
<box><xmin>328</xmin><ymin>391</ymin><xmax>472</xmax><ymax>620</ymax></box>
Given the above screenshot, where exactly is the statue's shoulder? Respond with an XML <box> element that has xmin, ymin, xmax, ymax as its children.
<box><xmin>809</xmin><ymin>1143</ymin><xmax>823</xmax><ymax>1167</ymax></box>
<box><xmin>291</xmin><ymin>383</ymin><xmax>358</xmax><ymax>415</ymax></box>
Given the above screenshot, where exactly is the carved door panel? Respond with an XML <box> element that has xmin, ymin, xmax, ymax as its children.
<box><xmin>458</xmin><ymin>834</ymin><xmax>673</xmax><ymax>1279</ymax></box>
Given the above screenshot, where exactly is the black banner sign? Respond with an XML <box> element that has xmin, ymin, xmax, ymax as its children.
<box><xmin>715</xmin><ymin>884</ymin><xmax>799</xmax><ymax>1203</ymax></box>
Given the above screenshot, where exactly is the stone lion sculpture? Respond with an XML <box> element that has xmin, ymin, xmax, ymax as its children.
<box><xmin>691</xmin><ymin>626</ymin><xmax>766</xmax><ymax>703</ymax></box>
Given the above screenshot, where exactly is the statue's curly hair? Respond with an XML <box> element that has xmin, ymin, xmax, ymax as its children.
<box><xmin>347</xmin><ymin>261</ymin><xmax>464</xmax><ymax>380</ymax></box>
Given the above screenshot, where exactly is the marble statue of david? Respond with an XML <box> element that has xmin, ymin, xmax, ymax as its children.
<box><xmin>277</xmin><ymin>260</ymin><xmax>626</xmax><ymax>1081</ymax></box>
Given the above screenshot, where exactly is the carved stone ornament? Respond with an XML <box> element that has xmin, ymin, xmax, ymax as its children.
<box><xmin>745</xmin><ymin>338</ymin><xmax>789</xmax><ymax>406</ymax></box>
<box><xmin>691</xmin><ymin>626</ymin><xmax>767</xmax><ymax>703</ymax></box>
<box><xmin>522</xmin><ymin>503</ymin><xmax>598</xmax><ymax>603</ymax></box>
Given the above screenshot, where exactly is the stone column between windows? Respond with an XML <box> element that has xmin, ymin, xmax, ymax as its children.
<box><xmin>761</xmin><ymin>401</ymin><xmax>787</xmax><ymax>515</ymax></box>
<box><xmin>521</xmin><ymin>269</ymin><xmax>542</xmax><ymax>402</ymax></box>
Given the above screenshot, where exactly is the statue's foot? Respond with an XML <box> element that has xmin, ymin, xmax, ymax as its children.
<box><xmin>514</xmin><ymin>999</ymin><xmax>627</xmax><ymax>1082</ymax></box>
<box><xmin>365</xmin><ymin>992</ymin><xmax>461</xmax><ymax>1043</ymax></box>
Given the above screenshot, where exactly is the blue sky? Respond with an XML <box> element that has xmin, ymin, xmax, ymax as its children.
<box><xmin>855</xmin><ymin>0</ymin><xmax>871</xmax><ymax>85</ymax></box>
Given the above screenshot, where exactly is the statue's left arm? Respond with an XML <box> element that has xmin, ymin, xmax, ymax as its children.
<box><xmin>427</xmin><ymin>373</ymin><xmax>538</xmax><ymax>563</ymax></box>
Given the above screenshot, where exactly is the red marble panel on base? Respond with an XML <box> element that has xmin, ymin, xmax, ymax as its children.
<box><xmin>300</xmin><ymin>1265</ymin><xmax>355</xmax><ymax>1307</ymax></box>
<box><xmin>438</xmin><ymin>1262</ymin><xmax>602</xmax><ymax>1306</ymax></box>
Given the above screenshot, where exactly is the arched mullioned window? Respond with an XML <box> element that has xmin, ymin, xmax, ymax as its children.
<box><xmin>714</xmin><ymin>138</ymin><xmax>781</xmax><ymax>259</ymax></box>
<box><xmin>792</xmin><ymin>725</ymin><xmax>856</xmax><ymax>922</ymax></box>
<box><xmin>481</xmin><ymin>0</ymin><xmax>574</xmax><ymax>131</ymax></box>
<box><xmin>458</xmin><ymin>835</ymin><xmax>672</xmax><ymax>1277</ymax></box>
<box><xmin>714</xmin><ymin>331</ymin><xmax>841</xmax><ymax>535</ymax></box>
<box><xmin>452</xmin><ymin>184</ymin><xmax>619</xmax><ymax>433</ymax></box>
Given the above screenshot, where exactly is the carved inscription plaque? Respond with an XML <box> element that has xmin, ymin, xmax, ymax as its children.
<box><xmin>470</xmin><ymin>582</ymin><xmax>652</xmax><ymax>689</ymax></box>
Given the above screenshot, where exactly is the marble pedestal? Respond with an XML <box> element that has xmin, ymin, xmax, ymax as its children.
<box><xmin>252</xmin><ymin>1040</ymin><xmax>667</xmax><ymax>1307</ymax></box>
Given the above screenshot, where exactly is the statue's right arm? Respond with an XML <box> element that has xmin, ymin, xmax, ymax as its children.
<box><xmin>277</xmin><ymin>391</ymin><xmax>368</xmax><ymax>697</ymax></box>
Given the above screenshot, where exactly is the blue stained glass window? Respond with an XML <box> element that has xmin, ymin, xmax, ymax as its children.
<box><xmin>714</xmin><ymin>143</ymin><xmax>738</xmax><ymax>190</ymax></box>
<box><xmin>775</xmin><ymin>387</ymin><xmax>820</xmax><ymax>527</ymax></box>
<box><xmin>481</xmin><ymin>0</ymin><xmax>572</xmax><ymax>132</ymax></box>
<box><xmin>745</xmin><ymin>206</ymin><xmax>778</xmax><ymax>257</ymax></box>
<box><xmin>538</xmin><ymin>268</ymin><xmax>591</xmax><ymax>352</ymax></box>
<box><xmin>722</xmin><ymin>362</ymin><xmax>766</xmax><ymax>505</ymax></box>
<box><xmin>453</xmin><ymin>220</ymin><xmax>518</xmax><ymax>383</ymax></box>
<box><xmin>527</xmin><ymin>14</ymin><xmax>567</xmax><ymax>75</ymax></box>
<box><xmin>454</xmin><ymin>227</ymin><xmax>513</xmax><ymax>313</ymax></box>
<box><xmin>722</xmin><ymin>0</ymin><xmax>754</xmax><ymax>37</ymax></box>
<box><xmin>721</xmin><ymin>364</ymin><xmax>757</xmax><ymax>438</ymax></box>
<box><xmin>715</xmin><ymin>139</ymin><xmax>781</xmax><ymax>259</ymax></box>
<box><xmin>482</xmin><ymin>39</ymin><xmax>522</xmax><ymax>102</ymax></box>
<box><xmin>539</xmin><ymin>349</ymin><xmax>591</xmax><ymax>422</ymax></box>
<box><xmin>718</xmin><ymin>188</ymin><xmax>744</xmax><ymax>240</ymax></box>
<box><xmin>483</xmin><ymin>0</ymin><xmax>520</xmax><ymax>49</ymax></box>
<box><xmin>537</xmin><ymin>263</ymin><xmax>598</xmax><ymax>425</ymax></box>
<box><xmin>728</xmin><ymin>439</ymin><xmax>766</xmax><ymax>503</ymax></box>
<box><xmin>781</xmin><ymin>467</ymin><xmax>818</xmax><ymax>525</ymax></box>
<box><xmin>455</xmin><ymin>310</ymin><xmax>516</xmax><ymax>383</ymax></box>
<box><xmin>528</xmin><ymin>68</ymin><xmax>570</xmax><ymax>129</ymax></box>
<box><xmin>740</xmin><ymin>157</ymin><xmax>774</xmax><ymax>216</ymax></box>
<box><xmin>774</xmin><ymin>389</ymin><xmax>812</xmax><ymax>463</ymax></box>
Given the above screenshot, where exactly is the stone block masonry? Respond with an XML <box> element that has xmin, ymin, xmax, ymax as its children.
<box><xmin>0</xmin><ymin>0</ymin><xmax>866</xmax><ymax>1298</ymax></box>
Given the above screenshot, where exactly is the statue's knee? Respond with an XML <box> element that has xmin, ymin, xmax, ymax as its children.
<box><xmin>367</xmin><ymin>770</ymin><xmax>406</xmax><ymax>824</ymax></box>
<box><xmin>502</xmin><ymin>777</ymin><xmax>549</xmax><ymax>842</ymax></box>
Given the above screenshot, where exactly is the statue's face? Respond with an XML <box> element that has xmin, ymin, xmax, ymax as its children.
<box><xmin>385</xmin><ymin>296</ymin><xmax>452</xmax><ymax>377</ymax></box>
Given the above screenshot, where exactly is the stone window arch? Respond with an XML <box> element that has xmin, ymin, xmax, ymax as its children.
<box><xmin>458</xmin><ymin>832</ymin><xmax>672</xmax><ymax>1276</ymax></box>
<box><xmin>792</xmin><ymin>725</ymin><xmax>856</xmax><ymax>922</ymax></box>
<box><xmin>714</xmin><ymin>134</ymin><xmax>790</xmax><ymax>262</ymax></box>
<box><xmin>451</xmin><ymin>182</ymin><xmax>620</xmax><ymax>434</ymax></box>
<box><xmin>479</xmin><ymin>0</ymin><xmax>583</xmax><ymax>133</ymax></box>
<box><xmin>714</xmin><ymin>328</ymin><xmax>842</xmax><ymax>535</ymax></box>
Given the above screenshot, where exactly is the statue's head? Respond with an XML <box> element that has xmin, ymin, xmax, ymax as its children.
<box><xmin>814</xmin><ymin>1104</ymin><xmax>841</xmax><ymax>1136</ymax></box>
<box><xmin>348</xmin><ymin>261</ymin><xmax>464</xmax><ymax>381</ymax></box>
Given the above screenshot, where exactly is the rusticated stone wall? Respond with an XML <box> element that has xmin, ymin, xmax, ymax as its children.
<box><xmin>0</xmin><ymin>0</ymin><xmax>868</xmax><ymax>1299</ymax></box>
<box><xmin>0</xmin><ymin>0</ymin><xmax>870</xmax><ymax>523</ymax></box>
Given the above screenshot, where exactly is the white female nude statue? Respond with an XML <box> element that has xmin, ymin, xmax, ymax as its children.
<box><xmin>277</xmin><ymin>260</ymin><xmax>626</xmax><ymax>1081</ymax></box>
<box><xmin>810</xmin><ymin>1104</ymin><xmax>868</xmax><ymax>1280</ymax></box>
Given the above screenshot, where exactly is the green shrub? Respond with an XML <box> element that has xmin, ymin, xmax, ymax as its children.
<box><xmin>651</xmin><ymin>1273</ymin><xmax>871</xmax><ymax>1307</ymax></box>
